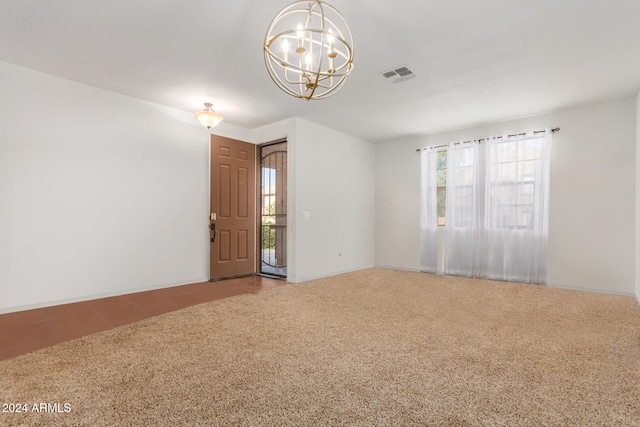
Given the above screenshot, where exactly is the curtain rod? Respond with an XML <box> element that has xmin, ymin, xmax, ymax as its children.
<box><xmin>415</xmin><ymin>127</ymin><xmax>560</xmax><ymax>152</ymax></box>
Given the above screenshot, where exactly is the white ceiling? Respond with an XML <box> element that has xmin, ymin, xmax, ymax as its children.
<box><xmin>1</xmin><ymin>0</ymin><xmax>639</xmax><ymax>142</ymax></box>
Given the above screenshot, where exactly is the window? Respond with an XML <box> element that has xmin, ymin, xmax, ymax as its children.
<box><xmin>447</xmin><ymin>145</ymin><xmax>477</xmax><ymax>228</ymax></box>
<box><xmin>436</xmin><ymin>149</ymin><xmax>447</xmax><ymax>226</ymax></box>
<box><xmin>420</xmin><ymin>132</ymin><xmax>551</xmax><ymax>284</ymax></box>
<box><xmin>486</xmin><ymin>137</ymin><xmax>546</xmax><ymax>230</ymax></box>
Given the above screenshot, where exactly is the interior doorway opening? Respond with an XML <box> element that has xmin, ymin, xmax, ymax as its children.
<box><xmin>259</xmin><ymin>140</ymin><xmax>287</xmax><ymax>279</ymax></box>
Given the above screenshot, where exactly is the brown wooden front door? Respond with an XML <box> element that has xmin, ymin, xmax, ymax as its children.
<box><xmin>210</xmin><ymin>135</ymin><xmax>256</xmax><ymax>280</ymax></box>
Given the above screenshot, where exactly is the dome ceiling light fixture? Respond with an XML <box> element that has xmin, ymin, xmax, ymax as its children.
<box><xmin>264</xmin><ymin>0</ymin><xmax>354</xmax><ymax>101</ymax></box>
<box><xmin>194</xmin><ymin>102</ymin><xmax>224</xmax><ymax>129</ymax></box>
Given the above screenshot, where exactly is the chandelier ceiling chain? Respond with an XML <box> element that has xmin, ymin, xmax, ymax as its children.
<box><xmin>264</xmin><ymin>0</ymin><xmax>354</xmax><ymax>101</ymax></box>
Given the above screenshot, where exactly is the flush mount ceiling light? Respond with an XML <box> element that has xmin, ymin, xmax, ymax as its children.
<box><xmin>194</xmin><ymin>103</ymin><xmax>224</xmax><ymax>129</ymax></box>
<box><xmin>264</xmin><ymin>0</ymin><xmax>354</xmax><ymax>101</ymax></box>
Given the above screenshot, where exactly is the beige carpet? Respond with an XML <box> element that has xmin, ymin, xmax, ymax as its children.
<box><xmin>2</xmin><ymin>268</ymin><xmax>640</xmax><ymax>426</ymax></box>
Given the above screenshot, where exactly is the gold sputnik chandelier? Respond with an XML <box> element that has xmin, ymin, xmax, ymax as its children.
<box><xmin>264</xmin><ymin>0</ymin><xmax>354</xmax><ymax>100</ymax></box>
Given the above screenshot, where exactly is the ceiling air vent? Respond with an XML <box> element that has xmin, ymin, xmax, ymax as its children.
<box><xmin>382</xmin><ymin>66</ymin><xmax>415</xmax><ymax>83</ymax></box>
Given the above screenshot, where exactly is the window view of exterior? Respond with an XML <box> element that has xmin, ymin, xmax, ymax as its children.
<box><xmin>261</xmin><ymin>168</ymin><xmax>277</xmax><ymax>249</ymax></box>
<box><xmin>436</xmin><ymin>149</ymin><xmax>447</xmax><ymax>226</ymax></box>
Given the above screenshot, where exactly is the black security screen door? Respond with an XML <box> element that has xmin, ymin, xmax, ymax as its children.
<box><xmin>259</xmin><ymin>141</ymin><xmax>287</xmax><ymax>278</ymax></box>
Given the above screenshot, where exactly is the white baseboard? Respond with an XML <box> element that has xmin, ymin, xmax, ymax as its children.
<box><xmin>374</xmin><ymin>265</ymin><xmax>421</xmax><ymax>273</ymax></box>
<box><xmin>375</xmin><ymin>266</ymin><xmax>638</xmax><ymax>299</ymax></box>
<box><xmin>296</xmin><ymin>265</ymin><xmax>376</xmax><ymax>283</ymax></box>
<box><xmin>546</xmin><ymin>283</ymin><xmax>635</xmax><ymax>298</ymax></box>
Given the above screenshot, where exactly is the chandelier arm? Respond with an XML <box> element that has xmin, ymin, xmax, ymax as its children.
<box><xmin>280</xmin><ymin>71</ymin><xmax>337</xmax><ymax>87</ymax></box>
<box><xmin>312</xmin><ymin>79</ymin><xmax>347</xmax><ymax>98</ymax></box>
<box><xmin>315</xmin><ymin>74</ymin><xmax>345</xmax><ymax>88</ymax></box>
<box><xmin>266</xmin><ymin>49</ymin><xmax>350</xmax><ymax>76</ymax></box>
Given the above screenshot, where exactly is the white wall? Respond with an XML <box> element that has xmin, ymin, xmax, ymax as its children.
<box><xmin>293</xmin><ymin>119</ymin><xmax>375</xmax><ymax>281</ymax></box>
<box><xmin>251</xmin><ymin>118</ymin><xmax>376</xmax><ymax>283</ymax></box>
<box><xmin>0</xmin><ymin>61</ymin><xmax>211</xmax><ymax>313</ymax></box>
<box><xmin>636</xmin><ymin>91</ymin><xmax>640</xmax><ymax>303</ymax></box>
<box><xmin>376</xmin><ymin>96</ymin><xmax>637</xmax><ymax>295</ymax></box>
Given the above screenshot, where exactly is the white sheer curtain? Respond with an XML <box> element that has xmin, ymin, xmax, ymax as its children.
<box><xmin>420</xmin><ymin>148</ymin><xmax>438</xmax><ymax>273</ymax></box>
<box><xmin>481</xmin><ymin>131</ymin><xmax>551</xmax><ymax>284</ymax></box>
<box><xmin>444</xmin><ymin>142</ymin><xmax>480</xmax><ymax>277</ymax></box>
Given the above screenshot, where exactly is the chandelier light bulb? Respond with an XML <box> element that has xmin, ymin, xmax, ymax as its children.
<box><xmin>295</xmin><ymin>23</ymin><xmax>305</xmax><ymax>53</ymax></box>
<box><xmin>282</xmin><ymin>38</ymin><xmax>289</xmax><ymax>64</ymax></box>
